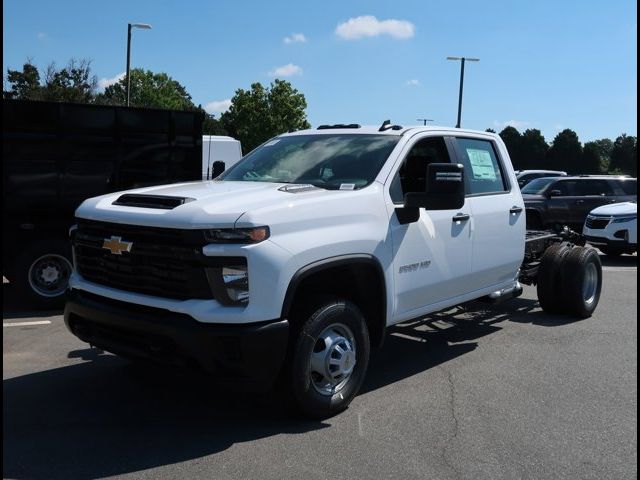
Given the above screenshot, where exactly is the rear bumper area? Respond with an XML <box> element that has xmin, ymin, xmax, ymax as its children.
<box><xmin>64</xmin><ymin>290</ymin><xmax>289</xmax><ymax>391</ymax></box>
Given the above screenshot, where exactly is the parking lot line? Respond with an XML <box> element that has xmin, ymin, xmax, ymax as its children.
<box><xmin>3</xmin><ymin>320</ymin><xmax>52</xmax><ymax>327</ymax></box>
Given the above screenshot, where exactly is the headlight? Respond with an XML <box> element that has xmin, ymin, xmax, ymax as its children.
<box><xmin>205</xmin><ymin>258</ymin><xmax>249</xmax><ymax>305</ymax></box>
<box><xmin>611</xmin><ymin>215</ymin><xmax>636</xmax><ymax>224</ymax></box>
<box><xmin>204</xmin><ymin>227</ymin><xmax>269</xmax><ymax>243</ymax></box>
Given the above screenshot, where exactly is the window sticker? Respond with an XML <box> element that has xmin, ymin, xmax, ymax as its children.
<box><xmin>466</xmin><ymin>148</ymin><xmax>496</xmax><ymax>180</ymax></box>
<box><xmin>339</xmin><ymin>183</ymin><xmax>356</xmax><ymax>190</ymax></box>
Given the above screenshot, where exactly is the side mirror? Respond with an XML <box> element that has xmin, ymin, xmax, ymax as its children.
<box><xmin>396</xmin><ymin>163</ymin><xmax>465</xmax><ymax>224</ymax></box>
<box><xmin>211</xmin><ymin>161</ymin><xmax>226</xmax><ymax>179</ymax></box>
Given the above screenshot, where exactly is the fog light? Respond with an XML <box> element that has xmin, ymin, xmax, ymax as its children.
<box><xmin>222</xmin><ymin>266</ymin><xmax>249</xmax><ymax>303</ymax></box>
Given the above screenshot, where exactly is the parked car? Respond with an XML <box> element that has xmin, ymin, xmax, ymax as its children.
<box><xmin>64</xmin><ymin>122</ymin><xmax>603</xmax><ymax>418</ymax></box>
<box><xmin>583</xmin><ymin>201</ymin><xmax>637</xmax><ymax>256</ymax></box>
<box><xmin>522</xmin><ymin>175</ymin><xmax>637</xmax><ymax>230</ymax></box>
<box><xmin>516</xmin><ymin>169</ymin><xmax>567</xmax><ymax>188</ymax></box>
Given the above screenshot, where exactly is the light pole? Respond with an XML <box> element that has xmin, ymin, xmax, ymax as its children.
<box><xmin>446</xmin><ymin>56</ymin><xmax>479</xmax><ymax>128</ymax></box>
<box><xmin>126</xmin><ymin>22</ymin><xmax>152</xmax><ymax>107</ymax></box>
<box><xmin>416</xmin><ymin>118</ymin><xmax>434</xmax><ymax>126</ymax></box>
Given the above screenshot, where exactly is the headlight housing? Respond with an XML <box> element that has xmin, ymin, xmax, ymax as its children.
<box><xmin>204</xmin><ymin>227</ymin><xmax>269</xmax><ymax>243</ymax></box>
<box><xmin>611</xmin><ymin>215</ymin><xmax>636</xmax><ymax>224</ymax></box>
<box><xmin>205</xmin><ymin>258</ymin><xmax>249</xmax><ymax>305</ymax></box>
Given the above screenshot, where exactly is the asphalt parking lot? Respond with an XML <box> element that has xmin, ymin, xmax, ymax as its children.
<box><xmin>3</xmin><ymin>254</ymin><xmax>637</xmax><ymax>480</ymax></box>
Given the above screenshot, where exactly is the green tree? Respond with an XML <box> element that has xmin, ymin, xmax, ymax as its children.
<box><xmin>485</xmin><ymin>128</ymin><xmax>496</xmax><ymax>133</ymax></box>
<box><xmin>221</xmin><ymin>79</ymin><xmax>311</xmax><ymax>153</ymax></box>
<box><xmin>589</xmin><ymin>138</ymin><xmax>614</xmax><ymax>173</ymax></box>
<box><xmin>546</xmin><ymin>129</ymin><xmax>582</xmax><ymax>173</ymax></box>
<box><xmin>498</xmin><ymin>126</ymin><xmax>523</xmax><ymax>169</ymax></box>
<box><xmin>41</xmin><ymin>59</ymin><xmax>97</xmax><ymax>103</ymax></box>
<box><xmin>202</xmin><ymin>112</ymin><xmax>227</xmax><ymax>135</ymax></box>
<box><xmin>3</xmin><ymin>61</ymin><xmax>42</xmax><ymax>99</ymax></box>
<box><xmin>581</xmin><ymin>142</ymin><xmax>603</xmax><ymax>174</ymax></box>
<box><xmin>97</xmin><ymin>68</ymin><xmax>196</xmax><ymax>110</ymax></box>
<box><xmin>520</xmin><ymin>129</ymin><xmax>549</xmax><ymax>170</ymax></box>
<box><xmin>610</xmin><ymin>134</ymin><xmax>637</xmax><ymax>176</ymax></box>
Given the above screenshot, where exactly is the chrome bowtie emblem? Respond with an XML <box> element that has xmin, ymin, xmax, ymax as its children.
<box><xmin>102</xmin><ymin>236</ymin><xmax>133</xmax><ymax>255</ymax></box>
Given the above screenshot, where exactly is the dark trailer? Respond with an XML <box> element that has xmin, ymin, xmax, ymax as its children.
<box><xmin>2</xmin><ymin>99</ymin><xmax>204</xmax><ymax>307</ymax></box>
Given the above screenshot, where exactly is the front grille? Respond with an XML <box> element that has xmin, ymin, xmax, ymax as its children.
<box><xmin>74</xmin><ymin>219</ymin><xmax>213</xmax><ymax>300</ymax></box>
<box><xmin>585</xmin><ymin>216</ymin><xmax>610</xmax><ymax>230</ymax></box>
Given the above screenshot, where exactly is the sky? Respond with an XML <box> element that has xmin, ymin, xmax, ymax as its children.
<box><xmin>3</xmin><ymin>0</ymin><xmax>637</xmax><ymax>142</ymax></box>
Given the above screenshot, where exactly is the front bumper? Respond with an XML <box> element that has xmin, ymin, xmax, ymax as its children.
<box><xmin>64</xmin><ymin>290</ymin><xmax>289</xmax><ymax>391</ymax></box>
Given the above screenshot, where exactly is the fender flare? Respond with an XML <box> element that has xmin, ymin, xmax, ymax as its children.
<box><xmin>281</xmin><ymin>254</ymin><xmax>387</xmax><ymax>346</ymax></box>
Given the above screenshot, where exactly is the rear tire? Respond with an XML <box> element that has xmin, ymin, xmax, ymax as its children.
<box><xmin>289</xmin><ymin>298</ymin><xmax>370</xmax><ymax>419</ymax></box>
<box><xmin>13</xmin><ymin>239</ymin><xmax>73</xmax><ymax>309</ymax></box>
<box><xmin>537</xmin><ymin>243</ymin><xmax>571</xmax><ymax>314</ymax></box>
<box><xmin>560</xmin><ymin>246</ymin><xmax>602</xmax><ymax>318</ymax></box>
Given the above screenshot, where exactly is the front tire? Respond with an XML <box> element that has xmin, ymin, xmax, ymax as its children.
<box><xmin>13</xmin><ymin>239</ymin><xmax>73</xmax><ymax>309</ymax></box>
<box><xmin>289</xmin><ymin>298</ymin><xmax>370</xmax><ymax>419</ymax></box>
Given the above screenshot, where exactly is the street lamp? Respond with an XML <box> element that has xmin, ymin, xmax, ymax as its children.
<box><xmin>446</xmin><ymin>56</ymin><xmax>479</xmax><ymax>128</ymax></box>
<box><xmin>416</xmin><ymin>118</ymin><xmax>434</xmax><ymax>126</ymax></box>
<box><xmin>126</xmin><ymin>22</ymin><xmax>152</xmax><ymax>107</ymax></box>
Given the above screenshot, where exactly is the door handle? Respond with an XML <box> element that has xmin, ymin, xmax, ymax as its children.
<box><xmin>510</xmin><ymin>206</ymin><xmax>523</xmax><ymax>214</ymax></box>
<box><xmin>575</xmin><ymin>200</ymin><xmax>585</xmax><ymax>204</ymax></box>
<box><xmin>452</xmin><ymin>213</ymin><xmax>470</xmax><ymax>222</ymax></box>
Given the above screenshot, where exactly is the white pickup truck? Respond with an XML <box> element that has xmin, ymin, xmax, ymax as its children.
<box><xmin>65</xmin><ymin>122</ymin><xmax>603</xmax><ymax>418</ymax></box>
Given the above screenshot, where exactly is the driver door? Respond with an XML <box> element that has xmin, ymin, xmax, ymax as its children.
<box><xmin>386</xmin><ymin>135</ymin><xmax>473</xmax><ymax>323</ymax></box>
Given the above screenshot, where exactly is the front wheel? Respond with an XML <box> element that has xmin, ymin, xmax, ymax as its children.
<box><xmin>13</xmin><ymin>239</ymin><xmax>73</xmax><ymax>309</ymax></box>
<box><xmin>289</xmin><ymin>298</ymin><xmax>370</xmax><ymax>419</ymax></box>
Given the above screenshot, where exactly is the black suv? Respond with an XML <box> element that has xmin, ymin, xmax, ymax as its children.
<box><xmin>522</xmin><ymin>176</ymin><xmax>637</xmax><ymax>230</ymax></box>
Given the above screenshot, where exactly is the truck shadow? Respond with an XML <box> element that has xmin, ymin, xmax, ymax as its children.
<box><xmin>1</xmin><ymin>296</ymin><xmax>586</xmax><ymax>479</ymax></box>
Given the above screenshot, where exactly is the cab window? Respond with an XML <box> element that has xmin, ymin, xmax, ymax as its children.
<box><xmin>389</xmin><ymin>137</ymin><xmax>451</xmax><ymax>203</ymax></box>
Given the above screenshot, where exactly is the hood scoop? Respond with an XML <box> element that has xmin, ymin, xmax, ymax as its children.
<box><xmin>112</xmin><ymin>194</ymin><xmax>196</xmax><ymax>210</ymax></box>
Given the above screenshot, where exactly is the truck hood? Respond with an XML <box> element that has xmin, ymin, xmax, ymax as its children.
<box><xmin>75</xmin><ymin>180</ymin><xmax>363</xmax><ymax>228</ymax></box>
<box><xmin>589</xmin><ymin>201</ymin><xmax>637</xmax><ymax>216</ymax></box>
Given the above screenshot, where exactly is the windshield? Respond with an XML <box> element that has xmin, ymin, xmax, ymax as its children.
<box><xmin>218</xmin><ymin>134</ymin><xmax>400</xmax><ymax>190</ymax></box>
<box><xmin>521</xmin><ymin>177</ymin><xmax>558</xmax><ymax>194</ymax></box>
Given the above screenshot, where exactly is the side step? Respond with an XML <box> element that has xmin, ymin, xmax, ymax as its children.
<box><xmin>477</xmin><ymin>282</ymin><xmax>523</xmax><ymax>305</ymax></box>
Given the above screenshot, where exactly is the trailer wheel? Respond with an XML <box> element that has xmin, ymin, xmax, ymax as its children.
<box><xmin>560</xmin><ymin>246</ymin><xmax>602</xmax><ymax>318</ymax></box>
<box><xmin>537</xmin><ymin>243</ymin><xmax>571</xmax><ymax>314</ymax></box>
<box><xmin>13</xmin><ymin>239</ymin><xmax>73</xmax><ymax>309</ymax></box>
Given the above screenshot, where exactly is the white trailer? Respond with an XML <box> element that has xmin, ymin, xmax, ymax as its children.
<box><xmin>202</xmin><ymin>135</ymin><xmax>243</xmax><ymax>180</ymax></box>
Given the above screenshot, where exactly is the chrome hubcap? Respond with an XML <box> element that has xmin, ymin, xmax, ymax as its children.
<box><xmin>582</xmin><ymin>262</ymin><xmax>598</xmax><ymax>305</ymax></box>
<box><xmin>309</xmin><ymin>323</ymin><xmax>357</xmax><ymax>396</ymax></box>
<box><xmin>28</xmin><ymin>254</ymin><xmax>73</xmax><ymax>297</ymax></box>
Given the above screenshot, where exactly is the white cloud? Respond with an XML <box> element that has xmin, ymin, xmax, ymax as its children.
<box><xmin>554</xmin><ymin>124</ymin><xmax>564</xmax><ymax>131</ymax></box>
<box><xmin>406</xmin><ymin>79</ymin><xmax>420</xmax><ymax>86</ymax></box>
<box><xmin>284</xmin><ymin>33</ymin><xmax>307</xmax><ymax>44</ymax></box>
<box><xmin>37</xmin><ymin>32</ymin><xmax>46</xmax><ymax>40</ymax></box>
<box><xmin>98</xmin><ymin>72</ymin><xmax>125</xmax><ymax>90</ymax></box>
<box><xmin>493</xmin><ymin>119</ymin><xmax>530</xmax><ymax>130</ymax></box>
<box><xmin>269</xmin><ymin>63</ymin><xmax>303</xmax><ymax>77</ymax></box>
<box><xmin>205</xmin><ymin>99</ymin><xmax>232</xmax><ymax>114</ymax></box>
<box><xmin>335</xmin><ymin>15</ymin><xmax>415</xmax><ymax>40</ymax></box>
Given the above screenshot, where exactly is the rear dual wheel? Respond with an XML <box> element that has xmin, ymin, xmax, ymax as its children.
<box><xmin>537</xmin><ymin>244</ymin><xmax>602</xmax><ymax>318</ymax></box>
